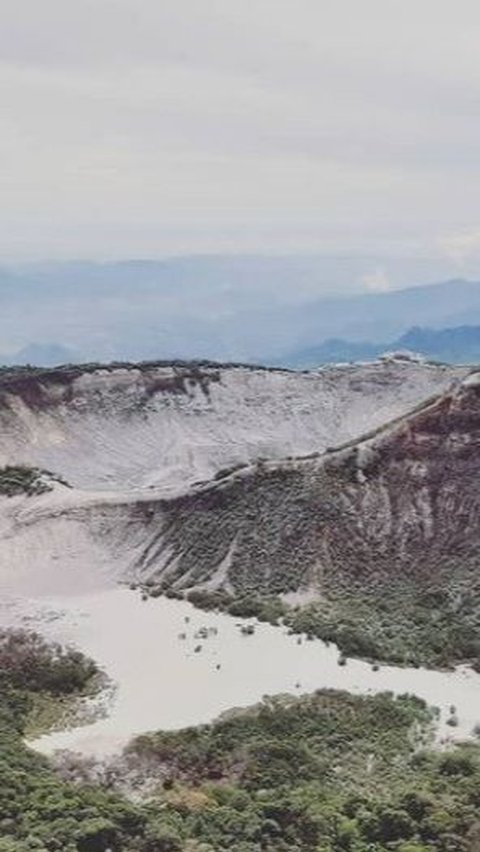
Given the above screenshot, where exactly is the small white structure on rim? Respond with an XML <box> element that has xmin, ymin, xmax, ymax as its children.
<box><xmin>380</xmin><ymin>350</ymin><xmax>426</xmax><ymax>364</ymax></box>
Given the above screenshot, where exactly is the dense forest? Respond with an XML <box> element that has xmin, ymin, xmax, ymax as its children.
<box><xmin>1</xmin><ymin>629</ymin><xmax>480</xmax><ymax>851</ymax></box>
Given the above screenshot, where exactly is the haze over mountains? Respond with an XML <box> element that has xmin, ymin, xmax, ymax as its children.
<box><xmin>2</xmin><ymin>257</ymin><xmax>480</xmax><ymax>365</ymax></box>
<box><xmin>285</xmin><ymin>325</ymin><xmax>480</xmax><ymax>368</ymax></box>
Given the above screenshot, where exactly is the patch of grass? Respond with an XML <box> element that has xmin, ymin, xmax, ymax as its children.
<box><xmin>23</xmin><ymin>669</ymin><xmax>109</xmax><ymax>739</ymax></box>
<box><xmin>0</xmin><ymin>465</ymin><xmax>52</xmax><ymax>497</ymax></box>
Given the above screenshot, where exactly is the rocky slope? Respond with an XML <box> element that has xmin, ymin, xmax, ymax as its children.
<box><xmin>0</xmin><ymin>360</ymin><xmax>466</xmax><ymax>590</ymax></box>
<box><xmin>115</xmin><ymin>369</ymin><xmax>480</xmax><ymax>665</ymax></box>
<box><xmin>136</xmin><ymin>372</ymin><xmax>480</xmax><ymax>596</ymax></box>
<box><xmin>2</xmin><ymin>357</ymin><xmax>480</xmax><ymax>666</ymax></box>
<box><xmin>0</xmin><ymin>358</ymin><xmax>464</xmax><ymax>494</ymax></box>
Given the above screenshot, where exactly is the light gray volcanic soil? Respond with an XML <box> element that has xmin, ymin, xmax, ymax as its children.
<box><xmin>0</xmin><ymin>360</ymin><xmax>467</xmax><ymax>493</ymax></box>
<box><xmin>0</xmin><ymin>589</ymin><xmax>476</xmax><ymax>757</ymax></box>
<box><xmin>0</xmin><ymin>359</ymin><xmax>468</xmax><ymax>597</ymax></box>
<box><xmin>0</xmin><ymin>358</ymin><xmax>478</xmax><ymax>758</ymax></box>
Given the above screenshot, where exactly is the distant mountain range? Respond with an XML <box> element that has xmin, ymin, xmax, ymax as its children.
<box><xmin>282</xmin><ymin>325</ymin><xmax>480</xmax><ymax>368</ymax></box>
<box><xmin>0</xmin><ymin>343</ymin><xmax>79</xmax><ymax>368</ymax></box>
<box><xmin>4</xmin><ymin>325</ymin><xmax>480</xmax><ymax>372</ymax></box>
<box><xmin>2</xmin><ymin>259</ymin><xmax>480</xmax><ymax>364</ymax></box>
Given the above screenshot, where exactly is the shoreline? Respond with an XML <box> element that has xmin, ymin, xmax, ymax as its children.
<box><xmin>1</xmin><ymin>587</ymin><xmax>476</xmax><ymax>759</ymax></box>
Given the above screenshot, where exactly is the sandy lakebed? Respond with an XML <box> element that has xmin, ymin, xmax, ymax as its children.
<box><xmin>1</xmin><ymin>587</ymin><xmax>479</xmax><ymax>757</ymax></box>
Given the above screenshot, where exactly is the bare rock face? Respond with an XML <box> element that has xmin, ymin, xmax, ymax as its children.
<box><xmin>0</xmin><ymin>358</ymin><xmax>474</xmax><ymax>615</ymax></box>
<box><xmin>1</xmin><ymin>358</ymin><xmax>479</xmax><ymax>667</ymax></box>
<box><xmin>134</xmin><ymin>375</ymin><xmax>480</xmax><ymax>600</ymax></box>
<box><xmin>0</xmin><ymin>359</ymin><xmax>466</xmax><ymax>494</ymax></box>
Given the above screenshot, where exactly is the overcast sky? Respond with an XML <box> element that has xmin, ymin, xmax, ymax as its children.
<box><xmin>2</xmin><ymin>0</ymin><xmax>480</xmax><ymax>266</ymax></box>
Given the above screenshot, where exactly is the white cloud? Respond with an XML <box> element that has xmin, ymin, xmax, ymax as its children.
<box><xmin>441</xmin><ymin>229</ymin><xmax>480</xmax><ymax>266</ymax></box>
<box><xmin>360</xmin><ymin>267</ymin><xmax>391</xmax><ymax>293</ymax></box>
<box><xmin>1</xmin><ymin>1</ymin><xmax>480</xmax><ymax>260</ymax></box>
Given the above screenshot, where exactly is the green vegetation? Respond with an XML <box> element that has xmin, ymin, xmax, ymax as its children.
<box><xmin>0</xmin><ymin>629</ymin><xmax>102</xmax><ymax>738</ymax></box>
<box><xmin>282</xmin><ymin>583</ymin><xmax>480</xmax><ymax>669</ymax></box>
<box><xmin>0</xmin><ymin>466</ymin><xmax>70</xmax><ymax>497</ymax></box>
<box><xmin>144</xmin><ymin>377</ymin><xmax>480</xmax><ymax>671</ymax></box>
<box><xmin>129</xmin><ymin>690</ymin><xmax>433</xmax><ymax>790</ymax></box>
<box><xmin>0</xmin><ymin>358</ymin><xmax>291</xmax><ymax>411</ymax></box>
<box><xmin>0</xmin><ymin>361</ymin><xmax>226</xmax><ymax>412</ymax></box>
<box><xmin>0</xmin><ymin>629</ymin><xmax>97</xmax><ymax>695</ymax></box>
<box><xmin>213</xmin><ymin>463</ymin><xmax>248</xmax><ymax>481</ymax></box>
<box><xmin>0</xmin><ymin>466</ymin><xmax>52</xmax><ymax>497</ymax></box>
<box><xmin>120</xmin><ymin>691</ymin><xmax>480</xmax><ymax>851</ymax></box>
<box><xmin>154</xmin><ymin>546</ymin><xmax>480</xmax><ymax>670</ymax></box>
<box><xmin>0</xmin><ymin>630</ymin><xmax>146</xmax><ymax>852</ymax></box>
<box><xmin>0</xmin><ymin>358</ymin><xmax>291</xmax><ymax>387</ymax></box>
<box><xmin>0</xmin><ymin>688</ymin><xmax>143</xmax><ymax>851</ymax></box>
<box><xmin>2</xmin><ymin>628</ymin><xmax>480</xmax><ymax>851</ymax></box>
<box><xmin>185</xmin><ymin>590</ymin><xmax>288</xmax><ymax>626</ymax></box>
<box><xmin>181</xmin><ymin>585</ymin><xmax>480</xmax><ymax>669</ymax></box>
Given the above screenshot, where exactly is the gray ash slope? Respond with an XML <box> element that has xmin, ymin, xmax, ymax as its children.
<box><xmin>2</xmin><ymin>357</ymin><xmax>480</xmax><ymax>664</ymax></box>
<box><xmin>132</xmin><ymin>372</ymin><xmax>480</xmax><ymax>606</ymax></box>
<box><xmin>0</xmin><ymin>358</ymin><xmax>464</xmax><ymax>494</ymax></box>
<box><xmin>0</xmin><ymin>361</ymin><xmax>474</xmax><ymax>608</ymax></box>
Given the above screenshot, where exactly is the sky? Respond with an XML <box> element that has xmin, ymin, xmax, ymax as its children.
<box><xmin>2</xmin><ymin>1</ymin><xmax>480</xmax><ymax>267</ymax></box>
